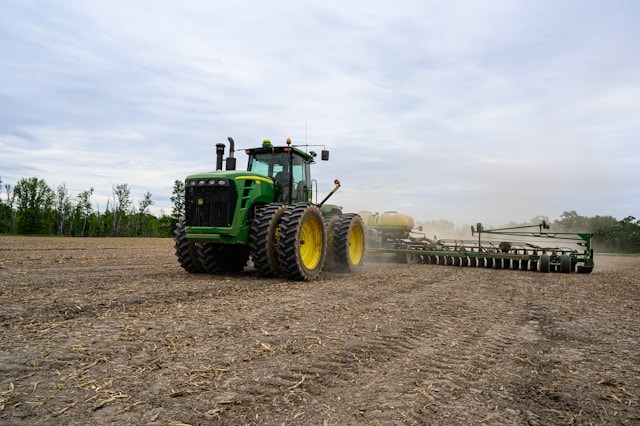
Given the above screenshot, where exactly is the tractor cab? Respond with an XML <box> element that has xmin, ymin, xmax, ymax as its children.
<box><xmin>245</xmin><ymin>139</ymin><xmax>314</xmax><ymax>204</ymax></box>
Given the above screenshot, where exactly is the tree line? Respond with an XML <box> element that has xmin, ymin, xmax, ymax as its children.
<box><xmin>551</xmin><ymin>210</ymin><xmax>640</xmax><ymax>253</ymax></box>
<box><xmin>0</xmin><ymin>176</ymin><xmax>185</xmax><ymax>238</ymax></box>
<box><xmin>1</xmin><ymin>176</ymin><xmax>639</xmax><ymax>253</ymax></box>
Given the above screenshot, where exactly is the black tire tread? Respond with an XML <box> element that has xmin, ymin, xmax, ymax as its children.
<box><xmin>249</xmin><ymin>203</ymin><xmax>286</xmax><ymax>277</ymax></box>
<box><xmin>197</xmin><ymin>243</ymin><xmax>223</xmax><ymax>274</ymax></box>
<box><xmin>333</xmin><ymin>213</ymin><xmax>365</xmax><ymax>273</ymax></box>
<box><xmin>323</xmin><ymin>215</ymin><xmax>340</xmax><ymax>272</ymax></box>
<box><xmin>540</xmin><ymin>254</ymin><xmax>550</xmax><ymax>273</ymax></box>
<box><xmin>174</xmin><ymin>217</ymin><xmax>204</xmax><ymax>273</ymax></box>
<box><xmin>560</xmin><ymin>254</ymin><xmax>572</xmax><ymax>274</ymax></box>
<box><xmin>278</xmin><ymin>203</ymin><xmax>326</xmax><ymax>281</ymax></box>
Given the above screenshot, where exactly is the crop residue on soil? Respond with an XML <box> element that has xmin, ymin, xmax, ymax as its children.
<box><xmin>0</xmin><ymin>237</ymin><xmax>639</xmax><ymax>425</ymax></box>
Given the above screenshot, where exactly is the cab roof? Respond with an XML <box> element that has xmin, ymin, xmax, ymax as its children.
<box><xmin>245</xmin><ymin>144</ymin><xmax>315</xmax><ymax>163</ymax></box>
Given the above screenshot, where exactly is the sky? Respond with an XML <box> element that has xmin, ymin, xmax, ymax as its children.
<box><xmin>1</xmin><ymin>0</ymin><xmax>638</xmax><ymax>226</ymax></box>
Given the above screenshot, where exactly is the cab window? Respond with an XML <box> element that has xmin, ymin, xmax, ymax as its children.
<box><xmin>248</xmin><ymin>151</ymin><xmax>311</xmax><ymax>202</ymax></box>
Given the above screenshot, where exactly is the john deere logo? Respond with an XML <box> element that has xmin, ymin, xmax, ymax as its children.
<box><xmin>197</xmin><ymin>198</ymin><xmax>204</xmax><ymax>206</ymax></box>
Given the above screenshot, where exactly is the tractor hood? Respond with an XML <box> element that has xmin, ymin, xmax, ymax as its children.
<box><xmin>185</xmin><ymin>170</ymin><xmax>274</xmax><ymax>185</ymax></box>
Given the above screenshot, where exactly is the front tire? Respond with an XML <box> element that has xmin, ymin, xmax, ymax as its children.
<box><xmin>198</xmin><ymin>243</ymin><xmax>222</xmax><ymax>273</ymax></box>
<box><xmin>198</xmin><ymin>243</ymin><xmax>249</xmax><ymax>274</ymax></box>
<box><xmin>174</xmin><ymin>217</ymin><xmax>203</xmax><ymax>273</ymax></box>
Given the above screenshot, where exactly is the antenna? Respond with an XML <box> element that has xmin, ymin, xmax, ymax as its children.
<box><xmin>305</xmin><ymin>121</ymin><xmax>308</xmax><ymax>145</ymax></box>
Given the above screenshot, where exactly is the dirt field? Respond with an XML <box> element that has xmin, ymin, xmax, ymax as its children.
<box><xmin>0</xmin><ymin>237</ymin><xmax>639</xmax><ymax>425</ymax></box>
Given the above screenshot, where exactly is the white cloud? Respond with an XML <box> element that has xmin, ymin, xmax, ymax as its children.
<box><xmin>1</xmin><ymin>0</ymin><xmax>638</xmax><ymax>225</ymax></box>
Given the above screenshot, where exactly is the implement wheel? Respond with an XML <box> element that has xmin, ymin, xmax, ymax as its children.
<box><xmin>174</xmin><ymin>217</ymin><xmax>203</xmax><ymax>273</ymax></box>
<box><xmin>332</xmin><ymin>214</ymin><xmax>366</xmax><ymax>272</ymax></box>
<box><xmin>577</xmin><ymin>265</ymin><xmax>594</xmax><ymax>274</ymax></box>
<box><xmin>278</xmin><ymin>203</ymin><xmax>327</xmax><ymax>281</ymax></box>
<box><xmin>540</xmin><ymin>254</ymin><xmax>550</xmax><ymax>273</ymax></box>
<box><xmin>406</xmin><ymin>252</ymin><xmax>420</xmax><ymax>264</ymax></box>
<box><xmin>249</xmin><ymin>203</ymin><xmax>287</xmax><ymax>277</ymax></box>
<box><xmin>560</xmin><ymin>255</ymin><xmax>572</xmax><ymax>274</ymax></box>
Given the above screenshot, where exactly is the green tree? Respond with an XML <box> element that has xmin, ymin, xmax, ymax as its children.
<box><xmin>554</xmin><ymin>211</ymin><xmax>589</xmax><ymax>232</ymax></box>
<box><xmin>74</xmin><ymin>188</ymin><xmax>94</xmax><ymax>236</ymax></box>
<box><xmin>170</xmin><ymin>179</ymin><xmax>185</xmax><ymax>226</ymax></box>
<box><xmin>590</xmin><ymin>215</ymin><xmax>618</xmax><ymax>252</ymax></box>
<box><xmin>137</xmin><ymin>191</ymin><xmax>154</xmax><ymax>236</ymax></box>
<box><xmin>112</xmin><ymin>184</ymin><xmax>131</xmax><ymax>236</ymax></box>
<box><xmin>0</xmin><ymin>177</ymin><xmax>17</xmax><ymax>233</ymax></box>
<box><xmin>158</xmin><ymin>214</ymin><xmax>174</xmax><ymax>237</ymax></box>
<box><xmin>14</xmin><ymin>177</ymin><xmax>55</xmax><ymax>234</ymax></box>
<box><xmin>613</xmin><ymin>216</ymin><xmax>640</xmax><ymax>253</ymax></box>
<box><xmin>55</xmin><ymin>183</ymin><xmax>73</xmax><ymax>235</ymax></box>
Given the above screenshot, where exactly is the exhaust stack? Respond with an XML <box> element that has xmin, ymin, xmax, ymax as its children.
<box><xmin>226</xmin><ymin>137</ymin><xmax>236</xmax><ymax>170</ymax></box>
<box><xmin>215</xmin><ymin>143</ymin><xmax>225</xmax><ymax>170</ymax></box>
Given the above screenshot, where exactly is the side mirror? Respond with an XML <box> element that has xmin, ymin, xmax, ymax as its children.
<box><xmin>321</xmin><ymin>150</ymin><xmax>330</xmax><ymax>161</ymax></box>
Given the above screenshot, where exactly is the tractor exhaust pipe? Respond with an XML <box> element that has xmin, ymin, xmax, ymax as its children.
<box><xmin>226</xmin><ymin>137</ymin><xmax>236</xmax><ymax>170</ymax></box>
<box><xmin>215</xmin><ymin>143</ymin><xmax>225</xmax><ymax>170</ymax></box>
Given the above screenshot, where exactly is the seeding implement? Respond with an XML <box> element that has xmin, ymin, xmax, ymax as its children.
<box><xmin>364</xmin><ymin>211</ymin><xmax>594</xmax><ymax>273</ymax></box>
<box><xmin>174</xmin><ymin>137</ymin><xmax>365</xmax><ymax>281</ymax></box>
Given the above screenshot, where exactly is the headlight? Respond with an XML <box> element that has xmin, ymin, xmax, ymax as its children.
<box><xmin>217</xmin><ymin>179</ymin><xmax>227</xmax><ymax>185</ymax></box>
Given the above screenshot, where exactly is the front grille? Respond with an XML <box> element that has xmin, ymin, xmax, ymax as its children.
<box><xmin>185</xmin><ymin>180</ymin><xmax>237</xmax><ymax>227</ymax></box>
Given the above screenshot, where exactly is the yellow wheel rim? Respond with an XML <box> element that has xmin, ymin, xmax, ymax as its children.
<box><xmin>300</xmin><ymin>215</ymin><xmax>323</xmax><ymax>270</ymax></box>
<box><xmin>348</xmin><ymin>222</ymin><xmax>364</xmax><ymax>265</ymax></box>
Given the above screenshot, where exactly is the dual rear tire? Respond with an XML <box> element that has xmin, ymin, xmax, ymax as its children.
<box><xmin>328</xmin><ymin>213</ymin><xmax>366</xmax><ymax>273</ymax></box>
<box><xmin>251</xmin><ymin>203</ymin><xmax>365</xmax><ymax>281</ymax></box>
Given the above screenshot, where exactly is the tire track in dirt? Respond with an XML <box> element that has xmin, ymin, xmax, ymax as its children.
<box><xmin>173</xmin><ymin>266</ymin><xmax>445</xmax><ymax>421</ymax></box>
<box><xmin>370</xmin><ymin>269</ymin><xmax>556</xmax><ymax>424</ymax></box>
<box><xmin>204</xmin><ymin>267</ymin><xmax>544</xmax><ymax>423</ymax></box>
<box><xmin>367</xmin><ymin>274</ymin><xmax>538</xmax><ymax>424</ymax></box>
<box><xmin>1</xmin><ymin>264</ymin><xmax>281</xmax><ymax>324</ymax></box>
<box><xmin>2</xmin><ymin>239</ymin><xmax>639</xmax><ymax>425</ymax></box>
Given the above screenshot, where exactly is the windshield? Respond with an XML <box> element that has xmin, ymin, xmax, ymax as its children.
<box><xmin>249</xmin><ymin>152</ymin><xmax>290</xmax><ymax>178</ymax></box>
<box><xmin>248</xmin><ymin>151</ymin><xmax>311</xmax><ymax>202</ymax></box>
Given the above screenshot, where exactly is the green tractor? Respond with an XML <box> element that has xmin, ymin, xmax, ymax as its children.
<box><xmin>174</xmin><ymin>137</ymin><xmax>365</xmax><ymax>280</ymax></box>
